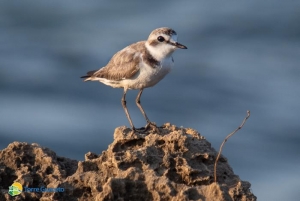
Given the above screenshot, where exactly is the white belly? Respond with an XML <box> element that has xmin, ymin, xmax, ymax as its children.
<box><xmin>124</xmin><ymin>56</ymin><xmax>174</xmax><ymax>89</ymax></box>
<box><xmin>96</xmin><ymin>57</ymin><xmax>174</xmax><ymax>90</ymax></box>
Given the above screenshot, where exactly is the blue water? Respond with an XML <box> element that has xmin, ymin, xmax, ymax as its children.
<box><xmin>1</xmin><ymin>1</ymin><xmax>300</xmax><ymax>200</ymax></box>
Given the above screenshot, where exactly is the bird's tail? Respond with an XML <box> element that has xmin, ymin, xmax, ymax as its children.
<box><xmin>80</xmin><ymin>70</ymin><xmax>97</xmax><ymax>81</ymax></box>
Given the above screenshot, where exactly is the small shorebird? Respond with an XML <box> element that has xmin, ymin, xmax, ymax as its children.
<box><xmin>81</xmin><ymin>27</ymin><xmax>187</xmax><ymax>131</ymax></box>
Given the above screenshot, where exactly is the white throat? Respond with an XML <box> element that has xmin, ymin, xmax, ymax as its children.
<box><xmin>145</xmin><ymin>42</ymin><xmax>174</xmax><ymax>62</ymax></box>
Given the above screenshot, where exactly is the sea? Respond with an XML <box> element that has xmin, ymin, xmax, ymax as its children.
<box><xmin>1</xmin><ymin>1</ymin><xmax>300</xmax><ymax>200</ymax></box>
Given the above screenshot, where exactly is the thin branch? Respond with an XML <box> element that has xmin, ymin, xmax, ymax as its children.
<box><xmin>214</xmin><ymin>110</ymin><xmax>251</xmax><ymax>183</ymax></box>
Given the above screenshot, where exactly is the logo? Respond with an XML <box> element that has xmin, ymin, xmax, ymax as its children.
<box><xmin>8</xmin><ymin>181</ymin><xmax>65</xmax><ymax>196</ymax></box>
<box><xmin>8</xmin><ymin>182</ymin><xmax>23</xmax><ymax>196</ymax></box>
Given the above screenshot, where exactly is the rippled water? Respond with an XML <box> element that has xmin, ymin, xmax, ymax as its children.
<box><xmin>1</xmin><ymin>1</ymin><xmax>300</xmax><ymax>200</ymax></box>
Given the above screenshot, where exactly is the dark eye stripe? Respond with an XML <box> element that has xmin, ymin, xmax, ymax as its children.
<box><xmin>166</xmin><ymin>40</ymin><xmax>173</xmax><ymax>45</ymax></box>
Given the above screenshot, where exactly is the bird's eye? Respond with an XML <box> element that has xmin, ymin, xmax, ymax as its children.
<box><xmin>157</xmin><ymin>36</ymin><xmax>165</xmax><ymax>42</ymax></box>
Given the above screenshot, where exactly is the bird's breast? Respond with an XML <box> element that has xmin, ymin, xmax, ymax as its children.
<box><xmin>138</xmin><ymin>56</ymin><xmax>174</xmax><ymax>87</ymax></box>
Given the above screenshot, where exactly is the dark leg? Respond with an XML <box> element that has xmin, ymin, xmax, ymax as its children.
<box><xmin>136</xmin><ymin>89</ymin><xmax>156</xmax><ymax>130</ymax></box>
<box><xmin>121</xmin><ymin>89</ymin><xmax>135</xmax><ymax>131</ymax></box>
<box><xmin>136</xmin><ymin>89</ymin><xmax>150</xmax><ymax>123</ymax></box>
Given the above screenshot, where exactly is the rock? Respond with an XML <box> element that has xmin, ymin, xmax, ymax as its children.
<box><xmin>0</xmin><ymin>123</ymin><xmax>256</xmax><ymax>201</ymax></box>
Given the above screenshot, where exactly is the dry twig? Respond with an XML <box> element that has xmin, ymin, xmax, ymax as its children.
<box><xmin>214</xmin><ymin>110</ymin><xmax>251</xmax><ymax>183</ymax></box>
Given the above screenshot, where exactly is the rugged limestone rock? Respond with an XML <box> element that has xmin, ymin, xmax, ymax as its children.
<box><xmin>0</xmin><ymin>123</ymin><xmax>256</xmax><ymax>201</ymax></box>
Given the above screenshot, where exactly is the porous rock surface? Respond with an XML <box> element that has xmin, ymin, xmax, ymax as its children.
<box><xmin>0</xmin><ymin>123</ymin><xmax>256</xmax><ymax>201</ymax></box>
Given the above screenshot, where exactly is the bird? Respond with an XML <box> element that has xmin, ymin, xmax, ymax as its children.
<box><xmin>81</xmin><ymin>27</ymin><xmax>187</xmax><ymax>131</ymax></box>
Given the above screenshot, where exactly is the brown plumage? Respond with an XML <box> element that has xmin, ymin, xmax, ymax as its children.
<box><xmin>81</xmin><ymin>41</ymin><xmax>160</xmax><ymax>81</ymax></box>
<box><xmin>81</xmin><ymin>27</ymin><xmax>187</xmax><ymax>131</ymax></box>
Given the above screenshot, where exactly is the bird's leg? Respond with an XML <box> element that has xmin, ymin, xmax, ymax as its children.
<box><xmin>121</xmin><ymin>89</ymin><xmax>135</xmax><ymax>131</ymax></box>
<box><xmin>136</xmin><ymin>89</ymin><xmax>157</xmax><ymax>131</ymax></box>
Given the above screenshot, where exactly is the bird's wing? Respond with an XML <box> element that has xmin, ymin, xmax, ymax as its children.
<box><xmin>90</xmin><ymin>42</ymin><xmax>145</xmax><ymax>81</ymax></box>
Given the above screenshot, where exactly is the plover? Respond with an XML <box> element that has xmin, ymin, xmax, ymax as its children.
<box><xmin>81</xmin><ymin>27</ymin><xmax>187</xmax><ymax>131</ymax></box>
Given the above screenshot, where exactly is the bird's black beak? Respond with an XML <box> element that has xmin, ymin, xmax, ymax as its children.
<box><xmin>174</xmin><ymin>42</ymin><xmax>187</xmax><ymax>49</ymax></box>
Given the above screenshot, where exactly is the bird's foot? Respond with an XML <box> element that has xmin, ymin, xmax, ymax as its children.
<box><xmin>125</xmin><ymin>127</ymin><xmax>139</xmax><ymax>136</ymax></box>
<box><xmin>144</xmin><ymin>122</ymin><xmax>157</xmax><ymax>130</ymax></box>
<box><xmin>136</xmin><ymin>122</ymin><xmax>159</xmax><ymax>133</ymax></box>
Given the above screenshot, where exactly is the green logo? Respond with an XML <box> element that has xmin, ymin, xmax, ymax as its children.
<box><xmin>8</xmin><ymin>182</ymin><xmax>23</xmax><ymax>196</ymax></box>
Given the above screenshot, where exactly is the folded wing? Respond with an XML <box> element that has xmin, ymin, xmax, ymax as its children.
<box><xmin>81</xmin><ymin>42</ymin><xmax>145</xmax><ymax>81</ymax></box>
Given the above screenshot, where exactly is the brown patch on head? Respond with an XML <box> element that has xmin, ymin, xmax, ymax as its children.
<box><xmin>147</xmin><ymin>27</ymin><xmax>177</xmax><ymax>48</ymax></box>
<box><xmin>148</xmin><ymin>40</ymin><xmax>160</xmax><ymax>47</ymax></box>
<box><xmin>150</xmin><ymin>27</ymin><xmax>177</xmax><ymax>37</ymax></box>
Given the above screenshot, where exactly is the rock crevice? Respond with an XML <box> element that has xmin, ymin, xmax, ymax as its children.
<box><xmin>0</xmin><ymin>123</ymin><xmax>256</xmax><ymax>201</ymax></box>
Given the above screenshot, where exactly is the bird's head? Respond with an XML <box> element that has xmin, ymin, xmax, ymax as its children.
<box><xmin>146</xmin><ymin>27</ymin><xmax>187</xmax><ymax>61</ymax></box>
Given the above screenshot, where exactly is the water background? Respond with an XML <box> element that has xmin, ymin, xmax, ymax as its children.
<box><xmin>1</xmin><ymin>1</ymin><xmax>300</xmax><ymax>200</ymax></box>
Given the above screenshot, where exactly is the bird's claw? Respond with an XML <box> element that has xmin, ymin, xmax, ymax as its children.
<box><xmin>131</xmin><ymin>122</ymin><xmax>160</xmax><ymax>134</ymax></box>
<box><xmin>144</xmin><ymin>122</ymin><xmax>157</xmax><ymax>131</ymax></box>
